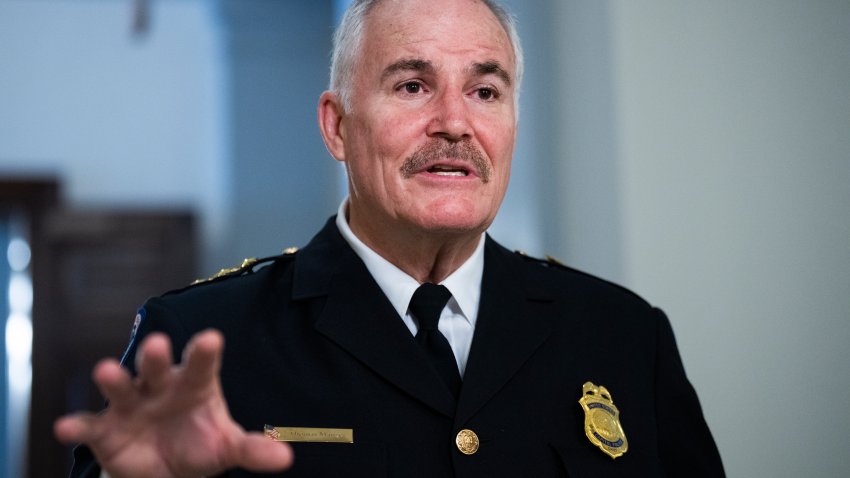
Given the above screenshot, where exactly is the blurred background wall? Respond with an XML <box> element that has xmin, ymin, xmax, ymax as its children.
<box><xmin>0</xmin><ymin>0</ymin><xmax>848</xmax><ymax>476</ymax></box>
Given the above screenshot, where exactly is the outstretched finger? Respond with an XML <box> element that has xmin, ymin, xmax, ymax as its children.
<box><xmin>182</xmin><ymin>329</ymin><xmax>224</xmax><ymax>389</ymax></box>
<box><xmin>92</xmin><ymin>359</ymin><xmax>136</xmax><ymax>411</ymax></box>
<box><xmin>135</xmin><ymin>333</ymin><xmax>175</xmax><ymax>393</ymax></box>
<box><xmin>54</xmin><ymin>412</ymin><xmax>99</xmax><ymax>445</ymax></box>
<box><xmin>235</xmin><ymin>432</ymin><xmax>294</xmax><ymax>473</ymax></box>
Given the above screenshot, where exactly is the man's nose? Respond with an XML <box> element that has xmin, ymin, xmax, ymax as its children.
<box><xmin>426</xmin><ymin>90</ymin><xmax>473</xmax><ymax>141</ymax></box>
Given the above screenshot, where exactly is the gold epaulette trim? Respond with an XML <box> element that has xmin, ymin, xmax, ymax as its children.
<box><xmin>545</xmin><ymin>255</ymin><xmax>566</xmax><ymax>267</ymax></box>
<box><xmin>191</xmin><ymin>246</ymin><xmax>299</xmax><ymax>285</ymax></box>
<box><xmin>192</xmin><ymin>258</ymin><xmax>259</xmax><ymax>285</ymax></box>
<box><xmin>515</xmin><ymin>250</ymin><xmax>569</xmax><ymax>269</ymax></box>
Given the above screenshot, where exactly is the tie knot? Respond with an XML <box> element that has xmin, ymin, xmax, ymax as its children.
<box><xmin>409</xmin><ymin>283</ymin><xmax>452</xmax><ymax>331</ymax></box>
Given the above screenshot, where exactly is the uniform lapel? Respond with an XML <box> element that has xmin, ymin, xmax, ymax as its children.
<box><xmin>456</xmin><ymin>238</ymin><xmax>556</xmax><ymax>425</ymax></box>
<box><xmin>296</xmin><ymin>218</ymin><xmax>456</xmax><ymax>418</ymax></box>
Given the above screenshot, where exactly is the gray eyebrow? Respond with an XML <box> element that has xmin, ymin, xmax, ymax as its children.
<box><xmin>381</xmin><ymin>59</ymin><xmax>435</xmax><ymax>81</ymax></box>
<box><xmin>471</xmin><ymin>61</ymin><xmax>512</xmax><ymax>86</ymax></box>
<box><xmin>380</xmin><ymin>58</ymin><xmax>512</xmax><ymax>87</ymax></box>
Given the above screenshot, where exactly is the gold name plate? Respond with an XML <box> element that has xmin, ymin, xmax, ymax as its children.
<box><xmin>264</xmin><ymin>425</ymin><xmax>354</xmax><ymax>443</ymax></box>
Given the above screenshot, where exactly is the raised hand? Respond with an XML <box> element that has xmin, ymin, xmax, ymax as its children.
<box><xmin>54</xmin><ymin>329</ymin><xmax>293</xmax><ymax>478</ymax></box>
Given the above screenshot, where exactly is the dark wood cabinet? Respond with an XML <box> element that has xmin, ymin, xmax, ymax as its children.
<box><xmin>1</xmin><ymin>178</ymin><xmax>197</xmax><ymax>477</ymax></box>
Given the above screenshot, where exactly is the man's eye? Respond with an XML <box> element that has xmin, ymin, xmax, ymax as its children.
<box><xmin>477</xmin><ymin>88</ymin><xmax>496</xmax><ymax>101</ymax></box>
<box><xmin>403</xmin><ymin>82</ymin><xmax>421</xmax><ymax>94</ymax></box>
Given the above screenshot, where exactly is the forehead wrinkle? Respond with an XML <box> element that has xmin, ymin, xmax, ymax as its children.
<box><xmin>380</xmin><ymin>58</ymin><xmax>435</xmax><ymax>82</ymax></box>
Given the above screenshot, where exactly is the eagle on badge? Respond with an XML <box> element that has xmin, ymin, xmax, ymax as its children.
<box><xmin>578</xmin><ymin>381</ymin><xmax>629</xmax><ymax>459</ymax></box>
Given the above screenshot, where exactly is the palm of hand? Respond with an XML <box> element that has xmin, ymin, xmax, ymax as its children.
<box><xmin>55</xmin><ymin>330</ymin><xmax>292</xmax><ymax>478</ymax></box>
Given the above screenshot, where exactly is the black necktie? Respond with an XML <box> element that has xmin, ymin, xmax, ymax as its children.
<box><xmin>410</xmin><ymin>283</ymin><xmax>462</xmax><ymax>398</ymax></box>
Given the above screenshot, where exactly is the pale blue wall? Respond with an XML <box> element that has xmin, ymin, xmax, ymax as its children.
<box><xmin>606</xmin><ymin>2</ymin><xmax>850</xmax><ymax>475</ymax></box>
<box><xmin>0</xmin><ymin>0</ymin><xmax>340</xmax><ymax>273</ymax></box>
<box><xmin>0</xmin><ymin>0</ymin><xmax>230</xmax><ymax>272</ymax></box>
<box><xmin>220</xmin><ymin>0</ymin><xmax>338</xmax><ymax>263</ymax></box>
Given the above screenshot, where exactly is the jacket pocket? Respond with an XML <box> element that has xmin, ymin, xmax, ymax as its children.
<box><xmin>550</xmin><ymin>440</ymin><xmax>649</xmax><ymax>478</ymax></box>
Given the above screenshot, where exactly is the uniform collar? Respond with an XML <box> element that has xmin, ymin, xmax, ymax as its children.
<box><xmin>335</xmin><ymin>199</ymin><xmax>484</xmax><ymax>325</ymax></box>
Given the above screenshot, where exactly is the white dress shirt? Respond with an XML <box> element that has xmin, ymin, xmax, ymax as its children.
<box><xmin>335</xmin><ymin>200</ymin><xmax>484</xmax><ymax>376</ymax></box>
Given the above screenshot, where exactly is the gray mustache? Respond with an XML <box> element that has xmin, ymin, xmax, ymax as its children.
<box><xmin>400</xmin><ymin>140</ymin><xmax>491</xmax><ymax>183</ymax></box>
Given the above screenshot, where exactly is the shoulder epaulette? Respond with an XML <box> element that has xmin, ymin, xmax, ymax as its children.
<box><xmin>514</xmin><ymin>250</ymin><xmax>570</xmax><ymax>270</ymax></box>
<box><xmin>190</xmin><ymin>246</ymin><xmax>299</xmax><ymax>286</ymax></box>
<box><xmin>515</xmin><ymin>250</ymin><xmax>650</xmax><ymax>305</ymax></box>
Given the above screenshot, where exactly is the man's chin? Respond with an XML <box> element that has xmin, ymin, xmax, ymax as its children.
<box><xmin>412</xmin><ymin>214</ymin><xmax>492</xmax><ymax>238</ymax></box>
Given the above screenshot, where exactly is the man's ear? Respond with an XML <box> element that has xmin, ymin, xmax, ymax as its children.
<box><xmin>318</xmin><ymin>91</ymin><xmax>347</xmax><ymax>162</ymax></box>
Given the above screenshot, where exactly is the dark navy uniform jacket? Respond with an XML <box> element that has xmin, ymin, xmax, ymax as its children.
<box><xmin>71</xmin><ymin>217</ymin><xmax>724</xmax><ymax>477</ymax></box>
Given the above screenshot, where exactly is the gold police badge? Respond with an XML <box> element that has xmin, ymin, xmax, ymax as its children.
<box><xmin>578</xmin><ymin>381</ymin><xmax>628</xmax><ymax>459</ymax></box>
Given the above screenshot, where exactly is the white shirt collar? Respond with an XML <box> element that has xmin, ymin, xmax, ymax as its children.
<box><xmin>335</xmin><ymin>199</ymin><xmax>484</xmax><ymax>326</ymax></box>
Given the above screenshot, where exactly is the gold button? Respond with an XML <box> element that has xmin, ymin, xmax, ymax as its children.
<box><xmin>455</xmin><ymin>429</ymin><xmax>479</xmax><ymax>455</ymax></box>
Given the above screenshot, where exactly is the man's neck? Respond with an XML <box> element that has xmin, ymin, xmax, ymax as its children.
<box><xmin>346</xmin><ymin>207</ymin><xmax>484</xmax><ymax>284</ymax></box>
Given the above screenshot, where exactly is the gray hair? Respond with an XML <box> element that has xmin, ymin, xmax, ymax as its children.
<box><xmin>329</xmin><ymin>0</ymin><xmax>524</xmax><ymax>113</ymax></box>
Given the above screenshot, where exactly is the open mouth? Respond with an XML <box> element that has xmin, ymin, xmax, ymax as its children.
<box><xmin>427</xmin><ymin>164</ymin><xmax>470</xmax><ymax>177</ymax></box>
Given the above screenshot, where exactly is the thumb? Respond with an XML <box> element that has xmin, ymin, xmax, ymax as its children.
<box><xmin>235</xmin><ymin>432</ymin><xmax>294</xmax><ymax>472</ymax></box>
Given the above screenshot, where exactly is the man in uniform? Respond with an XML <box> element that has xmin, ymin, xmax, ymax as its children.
<box><xmin>55</xmin><ymin>0</ymin><xmax>725</xmax><ymax>476</ymax></box>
